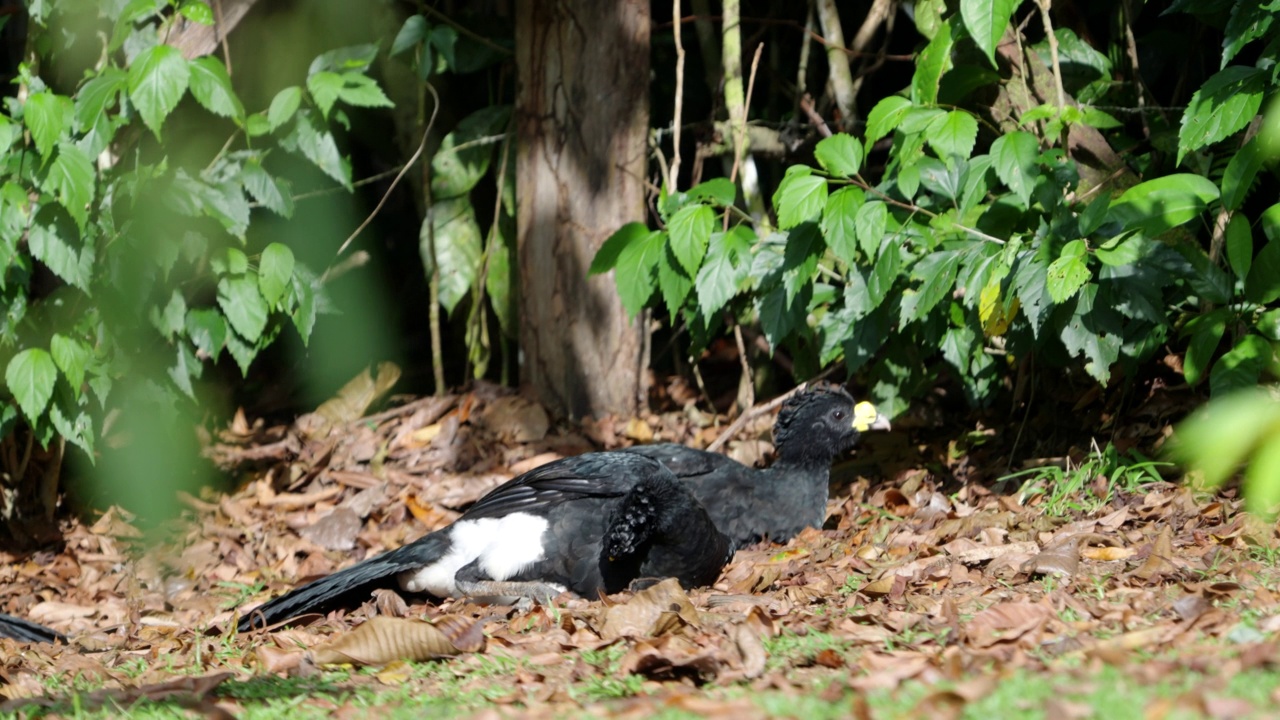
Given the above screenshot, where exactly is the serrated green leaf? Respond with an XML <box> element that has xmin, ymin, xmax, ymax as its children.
<box><xmin>1046</xmin><ymin>240</ymin><xmax>1091</xmax><ymax>303</ymax></box>
<box><xmin>776</xmin><ymin>174</ymin><xmax>827</xmax><ymax>229</ymax></box>
<box><xmin>614</xmin><ymin>229</ymin><xmax>666</xmax><ymax>318</ymax></box>
<box><xmin>5</xmin><ymin>348</ymin><xmax>57</xmax><ymax>422</ymax></box>
<box><xmin>178</xmin><ymin>0</ymin><xmax>213</xmax><ymax>24</ymax></box>
<box><xmin>48</xmin><ymin>383</ymin><xmax>93</xmax><ymax>457</ymax></box>
<box><xmin>38</xmin><ymin>143</ymin><xmax>95</xmax><ymax>230</ymax></box>
<box><xmin>50</xmin><ymin>334</ymin><xmax>91</xmax><ymax>394</ymax></box>
<box><xmin>290</xmin><ymin>273</ymin><xmax>317</xmax><ymax>345</ymax></box>
<box><xmin>912</xmin><ymin>19</ymin><xmax>953</xmax><ymax>106</ymax></box>
<box><xmin>1178</xmin><ymin>66</ymin><xmax>1266</xmax><ymax>164</ymax></box>
<box><xmin>188</xmin><ymin>56</ymin><xmax>244</xmax><ymax>121</ymax></box>
<box><xmin>242</xmin><ymin>159</ymin><xmax>294</xmax><ymax>217</ymax></box>
<box><xmin>814</xmin><ymin>134</ymin><xmax>863</xmax><ymax>177</ymax></box>
<box><xmin>267</xmin><ymin>86</ymin><xmax>303</xmax><ymax>131</ymax></box>
<box><xmin>25</xmin><ymin>91</ymin><xmax>73</xmax><ymax>160</ymax></box>
<box><xmin>336</xmin><ymin>73</ymin><xmax>393</xmax><ymax>109</ymax></box>
<box><xmin>75</xmin><ymin>68</ymin><xmax>127</xmax><ymax>130</ymax></box>
<box><xmin>1226</xmin><ymin>212</ymin><xmax>1252</xmax><ymax>279</ymax></box>
<box><xmin>153</xmin><ymin>289</ymin><xmax>187</xmax><ymax>339</ymax></box>
<box><xmin>591</xmin><ymin>222</ymin><xmax>650</xmax><ymax>275</ymax></box>
<box><xmin>185</xmin><ymin>307</ymin><xmax>228</xmax><ymax>360</ymax></box>
<box><xmin>309</xmin><ymin>44</ymin><xmax>379</xmax><ymax>75</ymax></box>
<box><xmin>865</xmin><ymin>96</ymin><xmax>913</xmax><ymax>144</ymax></box>
<box><xmin>1059</xmin><ymin>284</ymin><xmax>1121</xmax><ymax>383</ymax></box>
<box><xmin>687</xmin><ymin>178</ymin><xmax>737</xmax><ymax>206</ymax></box>
<box><xmin>306</xmin><ymin>71</ymin><xmax>343</xmax><ymax>118</ymax></box>
<box><xmin>657</xmin><ymin>247</ymin><xmax>693</xmax><ymax>318</ymax></box>
<box><xmin>258</xmin><ymin>243</ymin><xmax>295</xmax><ymax>307</ymax></box>
<box><xmin>128</xmin><ymin>45</ymin><xmax>190</xmax><ymax>139</ymax></box>
<box><xmin>822</xmin><ymin>186</ymin><xmax>863</xmax><ymax>265</ymax></box>
<box><xmin>926</xmin><ymin>110</ymin><xmax>978</xmax><ymax>160</ymax></box>
<box><xmin>782</xmin><ymin>223</ymin><xmax>823</xmax><ymax>303</ymax></box>
<box><xmin>855</xmin><ymin>201</ymin><xmax>888</xmax><ymax>260</ymax></box>
<box><xmin>668</xmin><ymin>204</ymin><xmax>713</xmax><ymax>276</ymax></box>
<box><xmin>420</xmin><ymin>197</ymin><xmax>483</xmax><ymax>316</ymax></box>
<box><xmin>284</xmin><ymin>110</ymin><xmax>351</xmax><ymax>189</ymax></box>
<box><xmin>217</xmin><ymin>274</ymin><xmax>269</xmax><ymax>341</ymax></box>
<box><xmin>961</xmin><ymin>0</ymin><xmax>1019</xmax><ymax>67</ymax></box>
<box><xmin>1222</xmin><ymin>0</ymin><xmax>1275</xmax><ymax>68</ymax></box>
<box><xmin>909</xmin><ymin>250</ymin><xmax>962</xmax><ymax>322</ymax></box>
<box><xmin>392</xmin><ymin>15</ymin><xmax>428</xmax><ymax>56</ymax></box>
<box><xmin>1104</xmin><ymin>174</ymin><xmax>1219</xmax><ymax>236</ymax></box>
<box><xmin>990</xmin><ymin>131</ymin><xmax>1039</xmax><ymax>207</ymax></box>
<box><xmin>695</xmin><ymin>228</ymin><xmax>751</xmax><ymax>318</ymax></box>
<box><xmin>1222</xmin><ymin>138</ymin><xmax>1263</xmax><ymax>211</ymax></box>
<box><xmin>29</xmin><ymin>205</ymin><xmax>91</xmax><ymax>290</ymax></box>
<box><xmin>868</xmin><ymin>238</ymin><xmax>901</xmax><ymax>307</ymax></box>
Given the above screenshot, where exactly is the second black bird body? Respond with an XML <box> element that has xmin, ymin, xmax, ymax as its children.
<box><xmin>0</xmin><ymin>612</ymin><xmax>65</xmax><ymax>644</ymax></box>
<box><xmin>625</xmin><ymin>385</ymin><xmax>889</xmax><ymax>549</ymax></box>
<box><xmin>239</xmin><ymin>452</ymin><xmax>730</xmax><ymax>631</ymax></box>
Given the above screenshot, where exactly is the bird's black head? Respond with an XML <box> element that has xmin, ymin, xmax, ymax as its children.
<box><xmin>772</xmin><ymin>384</ymin><xmax>885</xmax><ymax>467</ymax></box>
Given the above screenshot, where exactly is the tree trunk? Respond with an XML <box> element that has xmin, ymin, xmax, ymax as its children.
<box><xmin>514</xmin><ymin>0</ymin><xmax>650</xmax><ymax>419</ymax></box>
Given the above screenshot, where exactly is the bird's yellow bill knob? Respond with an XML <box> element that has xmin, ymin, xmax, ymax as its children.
<box><xmin>852</xmin><ymin>401</ymin><xmax>886</xmax><ymax>432</ymax></box>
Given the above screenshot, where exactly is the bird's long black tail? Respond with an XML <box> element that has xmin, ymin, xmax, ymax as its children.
<box><xmin>0</xmin><ymin>612</ymin><xmax>66</xmax><ymax>643</ymax></box>
<box><xmin>238</xmin><ymin>532</ymin><xmax>450</xmax><ymax>632</ymax></box>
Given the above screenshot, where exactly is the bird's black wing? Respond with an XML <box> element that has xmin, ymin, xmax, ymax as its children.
<box><xmin>460</xmin><ymin>453</ymin><xmax>657</xmax><ymax>520</ymax></box>
<box><xmin>0</xmin><ymin>613</ymin><xmax>66</xmax><ymax>644</ymax></box>
<box><xmin>621</xmin><ymin>444</ymin><xmax>739</xmax><ymax>479</ymax></box>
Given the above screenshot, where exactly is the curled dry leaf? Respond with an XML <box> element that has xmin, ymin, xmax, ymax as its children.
<box><xmin>312</xmin><ymin>362</ymin><xmax>403</xmax><ymax>430</ymax></box>
<box><xmin>298</xmin><ymin>508</ymin><xmax>363</xmax><ymax>551</ymax></box>
<box><xmin>731</xmin><ymin>622</ymin><xmax>767</xmax><ymax>679</ymax></box>
<box><xmin>964</xmin><ymin>601</ymin><xmax>1052</xmax><ymax>649</ymax></box>
<box><xmin>1023</xmin><ymin>541</ymin><xmax>1080</xmax><ymax>578</ymax></box>
<box><xmin>1131</xmin><ymin>525</ymin><xmax>1178</xmax><ymax>583</ymax></box>
<box><xmin>598</xmin><ymin>578</ymin><xmax>699</xmax><ymax>642</ymax></box>
<box><xmin>308</xmin><ymin>615</ymin><xmax>483</xmax><ymax>666</ymax></box>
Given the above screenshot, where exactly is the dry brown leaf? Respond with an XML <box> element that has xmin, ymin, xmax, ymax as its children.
<box><xmin>623</xmin><ymin>417</ymin><xmax>654</xmax><ymax>442</ymax></box>
<box><xmin>479</xmin><ymin>395</ymin><xmax>550</xmax><ymax>443</ymax></box>
<box><xmin>599</xmin><ymin>578</ymin><xmax>699</xmax><ymax>641</ymax></box>
<box><xmin>299</xmin><ymin>508</ymin><xmax>363</xmax><ymax>551</ymax></box>
<box><xmin>308</xmin><ymin>615</ymin><xmax>481</xmax><ymax>666</ymax></box>
<box><xmin>1024</xmin><ymin>541</ymin><xmax>1080</xmax><ymax>578</ymax></box>
<box><xmin>964</xmin><ymin>601</ymin><xmax>1052</xmax><ymax>648</ymax></box>
<box><xmin>313</xmin><ymin>362</ymin><xmax>402</xmax><ymax>429</ymax></box>
<box><xmin>1082</xmin><ymin>546</ymin><xmax>1134</xmax><ymax>562</ymax></box>
<box><xmin>1131</xmin><ymin>525</ymin><xmax>1177</xmax><ymax>582</ymax></box>
<box><xmin>730</xmin><ymin>622</ymin><xmax>767</xmax><ymax>679</ymax></box>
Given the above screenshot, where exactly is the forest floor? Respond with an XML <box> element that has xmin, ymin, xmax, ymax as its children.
<box><xmin>2</xmin><ymin>369</ymin><xmax>1278</xmax><ymax>719</ymax></box>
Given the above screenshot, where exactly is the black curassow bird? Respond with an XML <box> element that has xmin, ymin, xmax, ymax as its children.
<box><xmin>0</xmin><ymin>612</ymin><xmax>66</xmax><ymax>643</ymax></box>
<box><xmin>239</xmin><ymin>452</ymin><xmax>730</xmax><ymax>631</ymax></box>
<box><xmin>624</xmin><ymin>384</ymin><xmax>890</xmax><ymax>549</ymax></box>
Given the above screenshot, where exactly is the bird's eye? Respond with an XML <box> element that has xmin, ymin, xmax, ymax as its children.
<box><xmin>833</xmin><ymin>410</ymin><xmax>846</xmax><ymax>420</ymax></box>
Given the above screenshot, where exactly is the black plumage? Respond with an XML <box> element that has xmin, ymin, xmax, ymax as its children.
<box><xmin>239</xmin><ymin>452</ymin><xmax>730</xmax><ymax>631</ymax></box>
<box><xmin>624</xmin><ymin>385</ymin><xmax>889</xmax><ymax>549</ymax></box>
<box><xmin>0</xmin><ymin>612</ymin><xmax>66</xmax><ymax>644</ymax></box>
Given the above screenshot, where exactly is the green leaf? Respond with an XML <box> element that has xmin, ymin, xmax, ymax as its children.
<box><xmin>1177</xmin><ymin>66</ymin><xmax>1266</xmax><ymax>164</ymax></box>
<box><xmin>29</xmin><ymin>205</ymin><xmax>91</xmax><ymax>290</ymax></box>
<box><xmin>420</xmin><ymin>197</ymin><xmax>483</xmax><ymax>316</ymax></box>
<box><xmin>290</xmin><ymin>273</ymin><xmax>317</xmax><ymax>345</ymax></box>
<box><xmin>782</xmin><ymin>223</ymin><xmax>823</xmax><ymax>303</ymax></box>
<box><xmin>267</xmin><ymin>86</ymin><xmax>303</xmax><ymax>131</ymax></box>
<box><xmin>306</xmin><ymin>71</ymin><xmax>343</xmax><ymax>118</ymax></box>
<box><xmin>668</xmin><ymin>204</ymin><xmax>713</xmax><ymax>276</ymax></box>
<box><xmin>961</xmin><ymin>0</ymin><xmax>1019</xmax><ymax>67</ymax></box>
<box><xmin>284</xmin><ymin>110</ymin><xmax>351</xmax><ymax>189</ymax></box>
<box><xmin>1059</xmin><ymin>284</ymin><xmax>1121</xmax><ymax>384</ymax></box>
<box><xmin>865</xmin><ymin>96</ymin><xmax>912</xmax><ymax>144</ymax></box>
<box><xmin>1094</xmin><ymin>232</ymin><xmax>1148</xmax><ymax>266</ymax></box>
<box><xmin>392</xmin><ymin>15</ymin><xmax>427</xmax><ymax>56</ymax></box>
<box><xmin>258</xmin><ymin>243</ymin><xmax>295</xmax><ymax>307</ymax></box>
<box><xmin>695</xmin><ymin>227</ymin><xmax>752</xmax><ymax>318</ymax></box>
<box><xmin>50</xmin><ymin>334</ymin><xmax>91</xmax><ymax>394</ymax></box>
<box><xmin>1210</xmin><ymin>334</ymin><xmax>1271</xmax><ymax>396</ymax></box>
<box><xmin>194</xmin><ymin>180</ymin><xmax>250</xmax><ymax>239</ymax></box>
<box><xmin>1104</xmin><ymin>174</ymin><xmax>1219</xmax><ymax>236</ymax></box>
<box><xmin>657</xmin><ymin>247</ymin><xmax>693</xmax><ymax>318</ymax></box>
<box><xmin>128</xmin><ymin>45</ymin><xmax>190</xmax><ymax>139</ymax></box>
<box><xmin>431</xmin><ymin>105</ymin><xmax>511</xmax><ymax>199</ymax></box>
<box><xmin>776</xmin><ymin>174</ymin><xmax>827</xmax><ymax>229</ymax></box>
<box><xmin>75</xmin><ymin>68</ymin><xmax>127</xmax><ymax>130</ymax></box>
<box><xmin>24</xmin><ymin>91</ymin><xmax>73</xmax><ymax>160</ymax></box>
<box><xmin>185</xmin><ymin>308</ymin><xmax>228</xmax><ymax>360</ymax></box>
<box><xmin>1225</xmin><ymin>212</ymin><xmax>1252</xmax><ymax>279</ymax></box>
<box><xmin>153</xmin><ymin>289</ymin><xmax>187</xmax><ymax>339</ymax></box>
<box><xmin>5</xmin><ymin>348</ymin><xmax>57</xmax><ymax>422</ymax></box>
<box><xmin>814</xmin><ymin>134</ymin><xmax>863</xmax><ymax>177</ymax></box>
<box><xmin>309</xmin><ymin>44</ymin><xmax>379</xmax><ymax>75</ymax></box>
<box><xmin>1222</xmin><ymin>0</ymin><xmax>1275</xmax><ymax>68</ymax></box>
<box><xmin>868</xmin><ymin>239</ymin><xmax>901</xmax><ymax>307</ymax></box>
<box><xmin>178</xmin><ymin>0</ymin><xmax>214</xmax><ymax>24</ymax></box>
<box><xmin>614</xmin><ymin>229</ymin><xmax>666</xmax><ymax>318</ymax></box>
<box><xmin>990</xmin><ymin>131</ymin><xmax>1039</xmax><ymax>207</ymax></box>
<box><xmin>821</xmin><ymin>186</ymin><xmax>863</xmax><ymax>265</ymax></box>
<box><xmin>1045</xmin><ymin>240</ymin><xmax>1091</xmax><ymax>303</ymax></box>
<box><xmin>911</xmin><ymin>19</ymin><xmax>953</xmax><ymax>106</ymax></box>
<box><xmin>1245</xmin><ymin>239</ymin><xmax>1280</xmax><ymax>304</ymax></box>
<box><xmin>1183</xmin><ymin>308</ymin><xmax>1229</xmax><ymax>386</ymax></box>
<box><xmin>1173</xmin><ymin>389</ymin><xmax>1280</xmax><ymax>490</ymax></box>
<box><xmin>909</xmin><ymin>250</ymin><xmax>962</xmax><ymax>322</ymax></box>
<box><xmin>926</xmin><ymin>110</ymin><xmax>978</xmax><ymax>160</ymax></box>
<box><xmin>242</xmin><ymin>159</ymin><xmax>294</xmax><ymax>217</ymax></box>
<box><xmin>590</xmin><ymin>222</ymin><xmax>650</xmax><ymax>275</ymax></box>
<box><xmin>1244</xmin><ymin>427</ymin><xmax>1280</xmax><ymax>516</ymax></box>
<box><xmin>48</xmin><ymin>384</ymin><xmax>93</xmax><ymax>457</ymax></box>
<box><xmin>217</xmin><ymin>274</ymin><xmax>269</xmax><ymax>342</ymax></box>
<box><xmin>687</xmin><ymin>178</ymin><xmax>737</xmax><ymax>206</ymax></box>
<box><xmin>38</xmin><ymin>143</ymin><xmax>95</xmax><ymax>230</ymax></box>
<box><xmin>1222</xmin><ymin>138</ymin><xmax>1263</xmax><ymax>211</ymax></box>
<box><xmin>757</xmin><ymin>284</ymin><xmax>808</xmax><ymax>349</ymax></box>
<box><xmin>188</xmin><ymin>56</ymin><xmax>243</xmax><ymax>121</ymax></box>
<box><xmin>855</xmin><ymin>201</ymin><xmax>888</xmax><ymax>260</ymax></box>
<box><xmin>1014</xmin><ymin>252</ymin><xmax>1051</xmax><ymax>336</ymax></box>
<box><xmin>336</xmin><ymin>73</ymin><xmax>393</xmax><ymax>109</ymax></box>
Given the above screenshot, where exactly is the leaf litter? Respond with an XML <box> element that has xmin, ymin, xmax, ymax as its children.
<box><xmin>1</xmin><ymin>369</ymin><xmax>1279</xmax><ymax>717</ymax></box>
